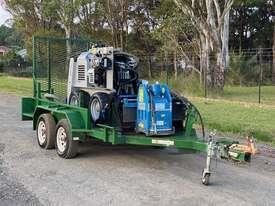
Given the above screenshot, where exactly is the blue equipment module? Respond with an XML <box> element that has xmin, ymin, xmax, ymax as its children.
<box><xmin>136</xmin><ymin>80</ymin><xmax>174</xmax><ymax>136</ymax></box>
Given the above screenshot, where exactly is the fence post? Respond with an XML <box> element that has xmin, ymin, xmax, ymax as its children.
<box><xmin>32</xmin><ymin>36</ymin><xmax>37</xmax><ymax>98</ymax></box>
<box><xmin>165</xmin><ymin>51</ymin><xmax>168</xmax><ymax>86</ymax></box>
<box><xmin>47</xmin><ymin>39</ymin><xmax>52</xmax><ymax>93</ymax></box>
<box><xmin>258</xmin><ymin>48</ymin><xmax>263</xmax><ymax>104</ymax></box>
<box><xmin>204</xmin><ymin>49</ymin><xmax>208</xmax><ymax>98</ymax></box>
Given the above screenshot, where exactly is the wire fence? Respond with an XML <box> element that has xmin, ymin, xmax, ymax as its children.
<box><xmin>134</xmin><ymin>48</ymin><xmax>275</xmax><ymax>105</ymax></box>
<box><xmin>0</xmin><ymin>62</ymin><xmax>32</xmax><ymax>77</ymax></box>
<box><xmin>1</xmin><ymin>46</ymin><xmax>274</xmax><ymax>105</ymax></box>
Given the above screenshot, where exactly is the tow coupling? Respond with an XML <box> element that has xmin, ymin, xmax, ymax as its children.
<box><xmin>202</xmin><ymin>134</ymin><xmax>257</xmax><ymax>185</ymax></box>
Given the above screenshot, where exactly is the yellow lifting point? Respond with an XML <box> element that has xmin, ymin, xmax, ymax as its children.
<box><xmin>229</xmin><ymin>136</ymin><xmax>257</xmax><ymax>155</ymax></box>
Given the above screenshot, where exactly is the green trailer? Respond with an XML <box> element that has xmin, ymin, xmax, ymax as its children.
<box><xmin>21</xmin><ymin>36</ymin><xmax>254</xmax><ymax>185</ymax></box>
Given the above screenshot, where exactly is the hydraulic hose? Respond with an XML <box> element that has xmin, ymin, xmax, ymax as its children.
<box><xmin>171</xmin><ymin>90</ymin><xmax>205</xmax><ymax>141</ymax></box>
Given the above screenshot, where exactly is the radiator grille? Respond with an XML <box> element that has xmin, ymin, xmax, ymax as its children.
<box><xmin>78</xmin><ymin>65</ymin><xmax>85</xmax><ymax>80</ymax></box>
<box><xmin>89</xmin><ymin>72</ymin><xmax>94</xmax><ymax>83</ymax></box>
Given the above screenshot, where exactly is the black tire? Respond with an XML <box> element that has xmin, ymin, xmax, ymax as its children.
<box><xmin>202</xmin><ymin>172</ymin><xmax>210</xmax><ymax>186</ymax></box>
<box><xmin>152</xmin><ymin>146</ymin><xmax>166</xmax><ymax>149</ymax></box>
<box><xmin>173</xmin><ymin>120</ymin><xmax>184</xmax><ymax>131</ymax></box>
<box><xmin>36</xmin><ymin>113</ymin><xmax>56</xmax><ymax>149</ymax></box>
<box><xmin>55</xmin><ymin>119</ymin><xmax>78</xmax><ymax>159</ymax></box>
<box><xmin>69</xmin><ymin>92</ymin><xmax>80</xmax><ymax>107</ymax></box>
<box><xmin>89</xmin><ymin>92</ymin><xmax>110</xmax><ymax>123</ymax></box>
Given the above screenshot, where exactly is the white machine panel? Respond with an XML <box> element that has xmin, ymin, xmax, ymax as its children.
<box><xmin>67</xmin><ymin>47</ymin><xmax>114</xmax><ymax>98</ymax></box>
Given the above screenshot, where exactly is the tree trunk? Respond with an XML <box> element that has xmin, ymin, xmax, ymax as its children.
<box><xmin>214</xmin><ymin>52</ymin><xmax>225</xmax><ymax>89</ymax></box>
<box><xmin>120</xmin><ymin>17</ymin><xmax>125</xmax><ymax>50</ymax></box>
<box><xmin>174</xmin><ymin>0</ymin><xmax>234</xmax><ymax>89</ymax></box>
<box><xmin>222</xmin><ymin>11</ymin><xmax>230</xmax><ymax>69</ymax></box>
<box><xmin>200</xmin><ymin>34</ymin><xmax>210</xmax><ymax>96</ymax></box>
<box><xmin>239</xmin><ymin>7</ymin><xmax>243</xmax><ymax>53</ymax></box>
<box><xmin>125</xmin><ymin>13</ymin><xmax>128</xmax><ymax>49</ymax></box>
<box><xmin>212</xmin><ymin>9</ymin><xmax>230</xmax><ymax>89</ymax></box>
<box><xmin>65</xmin><ymin>27</ymin><xmax>72</xmax><ymax>71</ymax></box>
<box><xmin>65</xmin><ymin>28</ymin><xmax>71</xmax><ymax>49</ymax></box>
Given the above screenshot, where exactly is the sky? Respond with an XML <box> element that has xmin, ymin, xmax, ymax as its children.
<box><xmin>0</xmin><ymin>1</ymin><xmax>12</xmax><ymax>26</ymax></box>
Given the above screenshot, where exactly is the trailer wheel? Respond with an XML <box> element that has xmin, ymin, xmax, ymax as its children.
<box><xmin>89</xmin><ymin>93</ymin><xmax>109</xmax><ymax>123</ymax></box>
<box><xmin>55</xmin><ymin>119</ymin><xmax>78</xmax><ymax>159</ymax></box>
<box><xmin>69</xmin><ymin>92</ymin><xmax>79</xmax><ymax>107</ymax></box>
<box><xmin>36</xmin><ymin>114</ymin><xmax>56</xmax><ymax>149</ymax></box>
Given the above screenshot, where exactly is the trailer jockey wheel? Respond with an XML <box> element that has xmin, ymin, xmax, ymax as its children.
<box><xmin>89</xmin><ymin>93</ymin><xmax>109</xmax><ymax>124</ymax></box>
<box><xmin>36</xmin><ymin>113</ymin><xmax>56</xmax><ymax>149</ymax></box>
<box><xmin>69</xmin><ymin>92</ymin><xmax>80</xmax><ymax>107</ymax></box>
<box><xmin>202</xmin><ymin>171</ymin><xmax>210</xmax><ymax>186</ymax></box>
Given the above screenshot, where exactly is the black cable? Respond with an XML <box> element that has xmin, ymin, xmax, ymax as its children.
<box><xmin>171</xmin><ymin>90</ymin><xmax>205</xmax><ymax>141</ymax></box>
<box><xmin>148</xmin><ymin>86</ymin><xmax>157</xmax><ymax>134</ymax></box>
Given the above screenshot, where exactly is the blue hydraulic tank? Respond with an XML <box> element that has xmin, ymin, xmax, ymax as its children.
<box><xmin>136</xmin><ymin>80</ymin><xmax>174</xmax><ymax>136</ymax></box>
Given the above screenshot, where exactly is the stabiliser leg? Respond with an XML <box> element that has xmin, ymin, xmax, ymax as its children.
<box><xmin>202</xmin><ymin>136</ymin><xmax>214</xmax><ymax>185</ymax></box>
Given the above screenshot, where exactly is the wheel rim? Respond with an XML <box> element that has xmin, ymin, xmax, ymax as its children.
<box><xmin>56</xmin><ymin>127</ymin><xmax>67</xmax><ymax>153</ymax></box>
<box><xmin>70</xmin><ymin>95</ymin><xmax>79</xmax><ymax>106</ymax></box>
<box><xmin>37</xmin><ymin>120</ymin><xmax>46</xmax><ymax>145</ymax></box>
<box><xmin>90</xmin><ymin>98</ymin><xmax>101</xmax><ymax>121</ymax></box>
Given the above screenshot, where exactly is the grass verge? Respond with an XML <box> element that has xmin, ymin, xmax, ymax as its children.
<box><xmin>191</xmin><ymin>97</ymin><xmax>275</xmax><ymax>143</ymax></box>
<box><xmin>209</xmin><ymin>85</ymin><xmax>275</xmax><ymax>105</ymax></box>
<box><xmin>0</xmin><ymin>74</ymin><xmax>33</xmax><ymax>96</ymax></box>
<box><xmin>153</xmin><ymin>75</ymin><xmax>275</xmax><ymax>106</ymax></box>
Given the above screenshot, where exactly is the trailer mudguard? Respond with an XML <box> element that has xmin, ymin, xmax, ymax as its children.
<box><xmin>21</xmin><ymin>97</ymin><xmax>36</xmax><ymax>120</ymax></box>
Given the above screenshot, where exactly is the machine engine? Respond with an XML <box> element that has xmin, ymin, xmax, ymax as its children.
<box><xmin>67</xmin><ymin>47</ymin><xmax>114</xmax><ymax>95</ymax></box>
<box><xmin>68</xmin><ymin>47</ymin><xmax>138</xmax><ymax>97</ymax></box>
<box><xmin>67</xmin><ymin>47</ymin><xmax>186</xmax><ymax>135</ymax></box>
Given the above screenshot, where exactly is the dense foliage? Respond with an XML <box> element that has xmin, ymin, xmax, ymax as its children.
<box><xmin>0</xmin><ymin>24</ymin><xmax>23</xmax><ymax>48</ymax></box>
<box><xmin>1</xmin><ymin>0</ymin><xmax>274</xmax><ymax>87</ymax></box>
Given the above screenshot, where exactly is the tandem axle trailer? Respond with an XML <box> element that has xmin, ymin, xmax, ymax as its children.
<box><xmin>21</xmin><ymin>36</ymin><xmax>255</xmax><ymax>185</ymax></box>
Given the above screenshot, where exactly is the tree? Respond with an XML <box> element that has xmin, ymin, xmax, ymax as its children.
<box><xmin>76</xmin><ymin>0</ymin><xmax>109</xmax><ymax>41</ymax></box>
<box><xmin>0</xmin><ymin>25</ymin><xmax>12</xmax><ymax>45</ymax></box>
<box><xmin>98</xmin><ymin>0</ymin><xmax>131</xmax><ymax>49</ymax></box>
<box><xmin>153</xmin><ymin>0</ymin><xmax>200</xmax><ymax>80</ymax></box>
<box><xmin>0</xmin><ymin>50</ymin><xmax>24</xmax><ymax>67</ymax></box>
<box><xmin>174</xmin><ymin>0</ymin><xmax>234</xmax><ymax>89</ymax></box>
<box><xmin>3</xmin><ymin>0</ymin><xmax>62</xmax><ymax>57</ymax></box>
<box><xmin>4</xmin><ymin>26</ymin><xmax>24</xmax><ymax>49</ymax></box>
<box><xmin>42</xmin><ymin>0</ymin><xmax>81</xmax><ymax>39</ymax></box>
<box><xmin>4</xmin><ymin>0</ymin><xmax>61</xmax><ymax>37</ymax></box>
<box><xmin>229</xmin><ymin>0</ymin><xmax>273</xmax><ymax>51</ymax></box>
<box><xmin>128</xmin><ymin>0</ymin><xmax>160</xmax><ymax>78</ymax></box>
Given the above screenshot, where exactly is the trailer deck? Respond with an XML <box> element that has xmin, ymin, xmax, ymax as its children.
<box><xmin>22</xmin><ymin>97</ymin><xmax>207</xmax><ymax>152</ymax></box>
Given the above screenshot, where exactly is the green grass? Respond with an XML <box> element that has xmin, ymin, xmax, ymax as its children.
<box><xmin>0</xmin><ymin>74</ymin><xmax>33</xmax><ymax>96</ymax></box>
<box><xmin>157</xmin><ymin>75</ymin><xmax>275</xmax><ymax>105</ymax></box>
<box><xmin>152</xmin><ymin>74</ymin><xmax>204</xmax><ymax>96</ymax></box>
<box><xmin>209</xmin><ymin>86</ymin><xmax>275</xmax><ymax>105</ymax></box>
<box><xmin>0</xmin><ymin>74</ymin><xmax>274</xmax><ymax>143</ymax></box>
<box><xmin>192</xmin><ymin>98</ymin><xmax>275</xmax><ymax>143</ymax></box>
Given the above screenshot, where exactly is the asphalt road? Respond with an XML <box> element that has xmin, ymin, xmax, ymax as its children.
<box><xmin>0</xmin><ymin>93</ymin><xmax>275</xmax><ymax>206</ymax></box>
